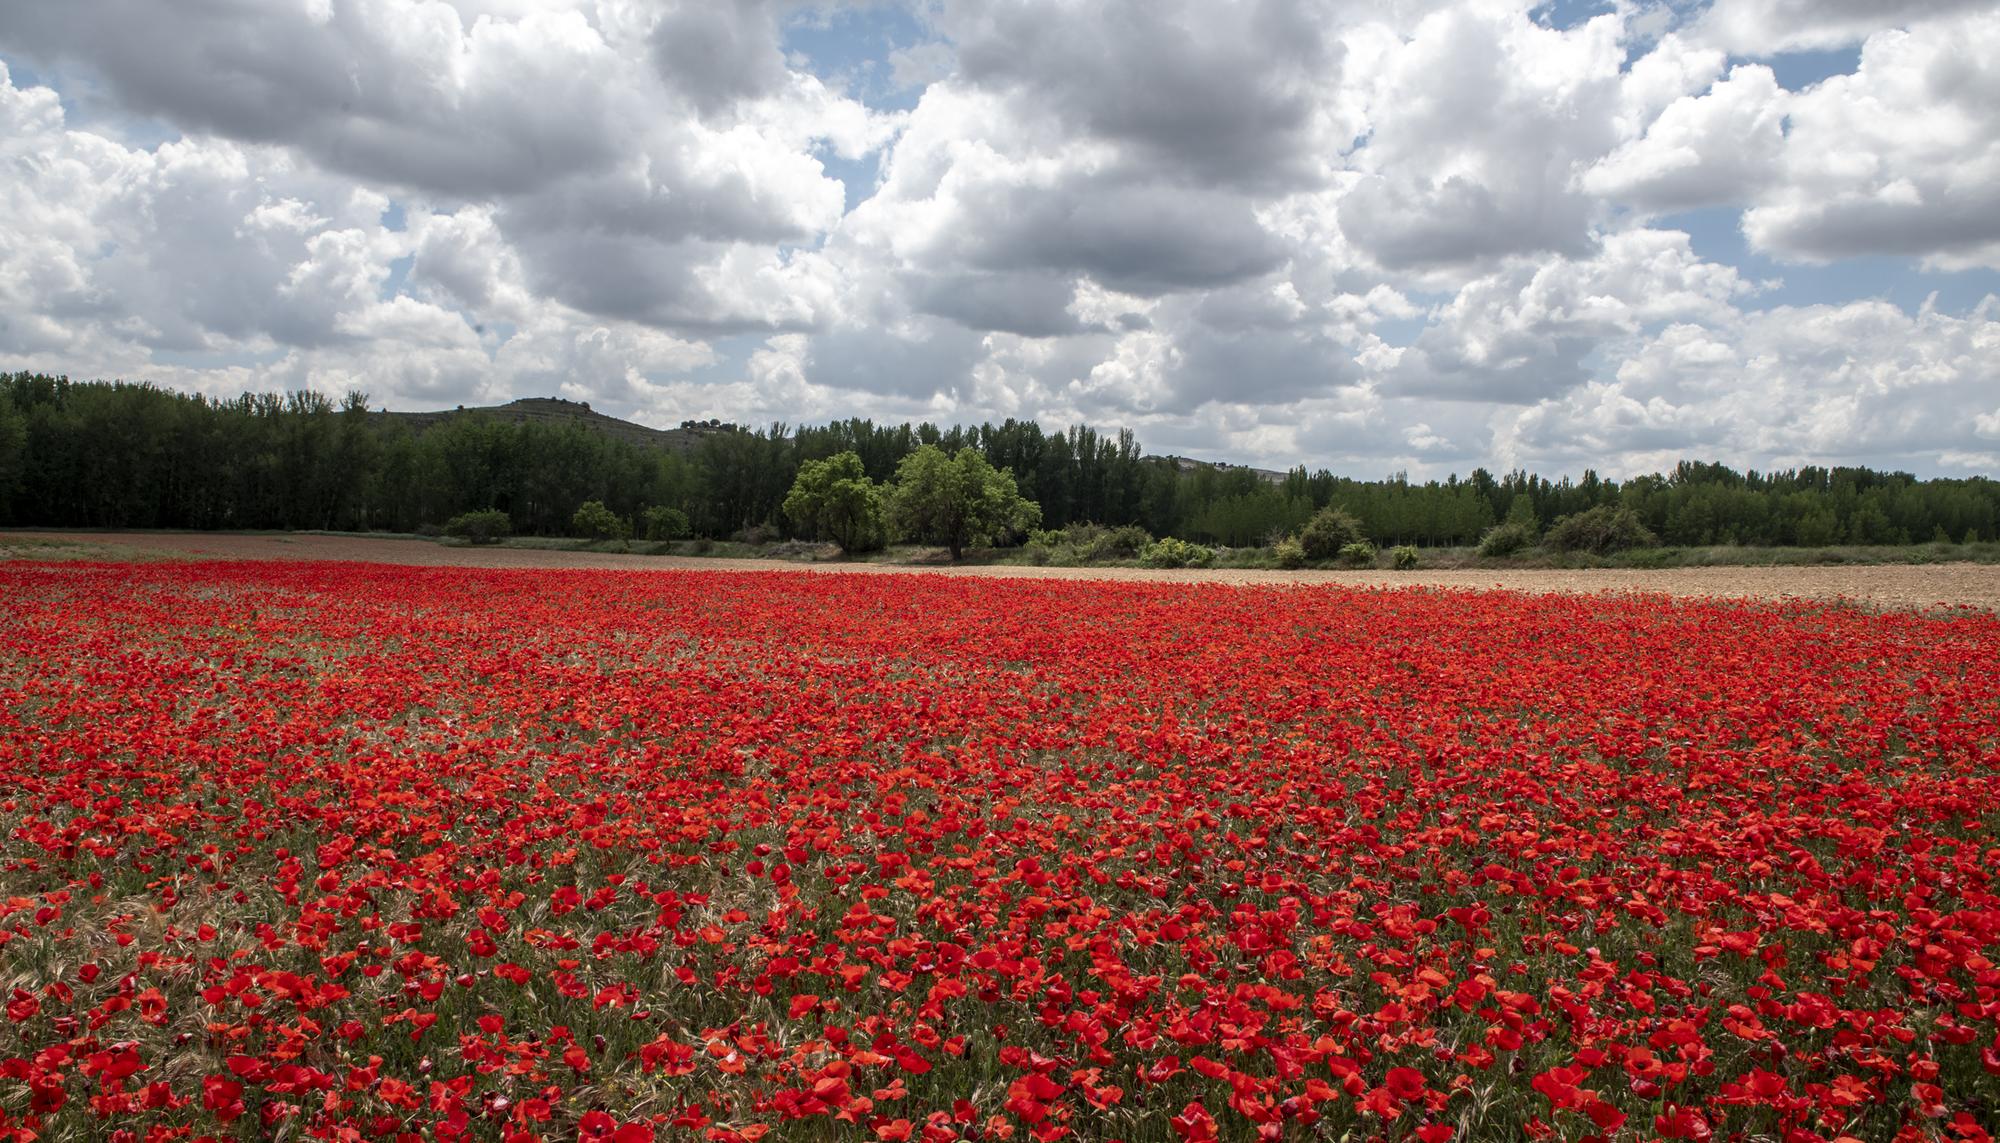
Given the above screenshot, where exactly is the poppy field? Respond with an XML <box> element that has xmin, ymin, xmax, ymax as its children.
<box><xmin>1</xmin><ymin>561</ymin><xmax>1998</xmax><ymax>1143</ymax></box>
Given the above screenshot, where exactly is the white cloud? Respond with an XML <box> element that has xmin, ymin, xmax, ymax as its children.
<box><xmin>1741</xmin><ymin>11</ymin><xmax>2000</xmax><ymax>268</ymax></box>
<box><xmin>1690</xmin><ymin>0</ymin><xmax>1991</xmax><ymax>54</ymax></box>
<box><xmin>1</xmin><ymin>1</ymin><xmax>1997</xmax><ymax>478</ymax></box>
<box><xmin>1583</xmin><ymin>64</ymin><xmax>1789</xmax><ymax>212</ymax></box>
<box><xmin>1501</xmin><ymin>296</ymin><xmax>2000</xmax><ymax>474</ymax></box>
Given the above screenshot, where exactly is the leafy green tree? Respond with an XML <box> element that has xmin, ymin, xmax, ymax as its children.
<box><xmin>1502</xmin><ymin>493</ymin><xmax>1540</xmax><ymax>532</ymax></box>
<box><xmin>1794</xmin><ymin>504</ymin><xmax>1840</xmax><ymax>547</ymax></box>
<box><xmin>642</xmin><ymin>505</ymin><xmax>691</xmax><ymax>541</ymax></box>
<box><xmin>0</xmin><ymin>394</ymin><xmax>24</xmax><ymax>520</ymax></box>
<box><xmin>1847</xmin><ymin>498</ymin><xmax>1898</xmax><ymax>545</ymax></box>
<box><xmin>571</xmin><ymin>499</ymin><xmax>628</xmax><ymax>542</ymax></box>
<box><xmin>1298</xmin><ymin>505</ymin><xmax>1365</xmax><ymax>560</ymax></box>
<box><xmin>782</xmin><ymin>451</ymin><xmax>887</xmax><ymax>553</ymax></box>
<box><xmin>888</xmin><ymin>445</ymin><xmax>1041</xmax><ymax>559</ymax></box>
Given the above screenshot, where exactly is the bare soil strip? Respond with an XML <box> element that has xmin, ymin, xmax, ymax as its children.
<box><xmin>6</xmin><ymin>529</ymin><xmax>1997</xmax><ymax>612</ymax></box>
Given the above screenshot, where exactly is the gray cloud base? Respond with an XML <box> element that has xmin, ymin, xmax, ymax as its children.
<box><xmin>0</xmin><ymin>0</ymin><xmax>1996</xmax><ymax>478</ymax></box>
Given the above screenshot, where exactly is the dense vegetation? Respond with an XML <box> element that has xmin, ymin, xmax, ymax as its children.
<box><xmin>4</xmin><ymin>372</ymin><xmax>1998</xmax><ymax>551</ymax></box>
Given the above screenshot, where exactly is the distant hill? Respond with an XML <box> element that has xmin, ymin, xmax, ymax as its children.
<box><xmin>1157</xmin><ymin>454</ymin><xmax>1289</xmax><ymax>484</ymax></box>
<box><xmin>380</xmin><ymin>399</ymin><xmax>1302</xmax><ymax>477</ymax></box>
<box><xmin>377</xmin><ymin>397</ymin><xmax>739</xmax><ymax>452</ymax></box>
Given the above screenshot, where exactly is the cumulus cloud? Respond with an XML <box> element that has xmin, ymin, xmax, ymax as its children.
<box><xmin>1741</xmin><ymin>11</ymin><xmax>2000</xmax><ymax>268</ymax></box>
<box><xmin>1500</xmin><ymin>297</ymin><xmax>2000</xmax><ymax>474</ymax></box>
<box><xmin>939</xmin><ymin>0</ymin><xmax>1353</xmax><ymax>191</ymax></box>
<box><xmin>1691</xmin><ymin>0</ymin><xmax>1991</xmax><ymax>54</ymax></box>
<box><xmin>0</xmin><ymin>0</ymin><xmax>895</xmax><ymax>330</ymax></box>
<box><xmin>1582</xmin><ymin>64</ymin><xmax>1790</xmax><ymax>212</ymax></box>
<box><xmin>1387</xmin><ymin>228</ymin><xmax>1755</xmax><ymax>403</ymax></box>
<box><xmin>1334</xmin><ymin>5</ymin><xmax>1626</xmax><ymax>272</ymax></box>
<box><xmin>2</xmin><ymin>0</ymin><xmax>1998</xmax><ymax>478</ymax></box>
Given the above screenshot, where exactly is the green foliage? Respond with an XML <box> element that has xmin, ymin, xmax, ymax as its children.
<box><xmin>1140</xmin><ymin>537</ymin><xmax>1214</xmax><ymax>568</ymax></box>
<box><xmin>0</xmin><ymin>394</ymin><xmax>23</xmax><ymax>519</ymax></box>
<box><xmin>642</xmin><ymin>505</ymin><xmax>690</xmax><ymax>542</ymax></box>
<box><xmin>1846</xmin><ymin>500</ymin><xmax>1899</xmax><ymax>545</ymax></box>
<box><xmin>1060</xmin><ymin>523</ymin><xmax>1150</xmax><ymax>560</ymax></box>
<box><xmin>782</xmin><ymin>451</ymin><xmax>886</xmax><ymax>553</ymax></box>
<box><xmin>571</xmin><ymin>500</ymin><xmax>629</xmax><ymax>542</ymax></box>
<box><xmin>1391</xmin><ymin>544</ymin><xmax>1420</xmax><ymax>570</ymax></box>
<box><xmin>1183</xmin><ymin>488</ymin><xmax>1315</xmax><ymax>547</ymax></box>
<box><xmin>7</xmin><ymin>372</ymin><xmax>2000</xmax><ymax>553</ymax></box>
<box><xmin>1793</xmin><ymin>505</ymin><xmax>1841</xmax><ymax>547</ymax></box>
<box><xmin>1477</xmin><ymin>521</ymin><xmax>1538</xmax><ymax>558</ymax></box>
<box><xmin>1502</xmin><ymin>494</ymin><xmax>1539</xmax><ymax>531</ymax></box>
<box><xmin>1338</xmin><ymin>541</ymin><xmax>1377</xmax><ymax>567</ymax></box>
<box><xmin>888</xmin><ymin>445</ymin><xmax>1041</xmax><ymax>559</ymax></box>
<box><xmin>1273</xmin><ymin>535</ymin><xmax>1307</xmax><ymax>569</ymax></box>
<box><xmin>1020</xmin><ymin>522</ymin><xmax>1153</xmax><ymax>566</ymax></box>
<box><xmin>1299</xmin><ymin>506</ymin><xmax>1365</xmax><ymax>560</ymax></box>
<box><xmin>1545</xmin><ymin>505</ymin><xmax>1657</xmax><ymax>555</ymax></box>
<box><xmin>444</xmin><ymin>509</ymin><xmax>512</xmax><ymax>545</ymax></box>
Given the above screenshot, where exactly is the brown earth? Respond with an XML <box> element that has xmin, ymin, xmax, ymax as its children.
<box><xmin>5</xmin><ymin>529</ymin><xmax>1998</xmax><ymax>612</ymax></box>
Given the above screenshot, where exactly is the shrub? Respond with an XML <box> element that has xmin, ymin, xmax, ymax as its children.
<box><xmin>642</xmin><ymin>505</ymin><xmax>691</xmax><ymax>542</ymax></box>
<box><xmin>1020</xmin><ymin>523</ymin><xmax>1152</xmax><ymax>565</ymax></box>
<box><xmin>1273</xmin><ymin>536</ymin><xmax>1307</xmax><ymax>569</ymax></box>
<box><xmin>1140</xmin><ymin>537</ymin><xmax>1214</xmax><ymax>568</ymax></box>
<box><xmin>1087</xmin><ymin>524</ymin><xmax>1153</xmax><ymax>562</ymax></box>
<box><xmin>1390</xmin><ymin>544</ymin><xmax>1419</xmax><ymax>570</ymax></box>
<box><xmin>571</xmin><ymin>500</ymin><xmax>630</xmax><ymax>542</ymax></box>
<box><xmin>1544</xmin><ymin>505</ymin><xmax>1658</xmax><ymax>555</ymax></box>
<box><xmin>1477</xmin><ymin>521</ymin><xmax>1537</xmax><ymax>557</ymax></box>
<box><xmin>443</xmin><ymin>509</ymin><xmax>511</xmax><ymax>545</ymax></box>
<box><xmin>1337</xmin><ymin>541</ymin><xmax>1376</xmax><ymax>567</ymax></box>
<box><xmin>1299</xmin><ymin>506</ymin><xmax>1365</xmax><ymax>560</ymax></box>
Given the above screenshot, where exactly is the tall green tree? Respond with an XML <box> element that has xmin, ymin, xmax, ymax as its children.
<box><xmin>0</xmin><ymin>393</ymin><xmax>23</xmax><ymax>520</ymax></box>
<box><xmin>888</xmin><ymin>445</ymin><xmax>1041</xmax><ymax>559</ymax></box>
<box><xmin>782</xmin><ymin>451</ymin><xmax>886</xmax><ymax>553</ymax></box>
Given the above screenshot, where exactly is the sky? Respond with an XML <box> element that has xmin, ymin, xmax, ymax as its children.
<box><xmin>1</xmin><ymin>0</ymin><xmax>1997</xmax><ymax>479</ymax></box>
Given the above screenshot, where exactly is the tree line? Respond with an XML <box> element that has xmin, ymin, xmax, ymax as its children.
<box><xmin>3</xmin><ymin>372</ymin><xmax>1997</xmax><ymax>549</ymax></box>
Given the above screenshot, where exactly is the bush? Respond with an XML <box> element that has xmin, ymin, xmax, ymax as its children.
<box><xmin>1273</xmin><ymin>536</ymin><xmax>1306</xmax><ymax>569</ymax></box>
<box><xmin>1337</xmin><ymin>541</ymin><xmax>1376</xmax><ymax>567</ymax></box>
<box><xmin>1300</xmin><ymin>506</ymin><xmax>1365</xmax><ymax>560</ymax></box>
<box><xmin>571</xmin><ymin>500</ymin><xmax>630</xmax><ymax>542</ymax></box>
<box><xmin>1140</xmin><ymin>537</ymin><xmax>1214</xmax><ymax>568</ymax></box>
<box><xmin>642</xmin><ymin>505</ymin><xmax>691</xmax><ymax>542</ymax></box>
<box><xmin>1087</xmin><ymin>524</ymin><xmax>1153</xmax><ymax>561</ymax></box>
<box><xmin>1477</xmin><ymin>521</ymin><xmax>1537</xmax><ymax>557</ymax></box>
<box><xmin>1020</xmin><ymin>523</ymin><xmax>1152</xmax><ymax>565</ymax></box>
<box><xmin>1544</xmin><ymin>505</ymin><xmax>1658</xmax><ymax>555</ymax></box>
<box><xmin>444</xmin><ymin>509</ymin><xmax>511</xmax><ymax>545</ymax></box>
<box><xmin>1390</xmin><ymin>544</ymin><xmax>1419</xmax><ymax>570</ymax></box>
